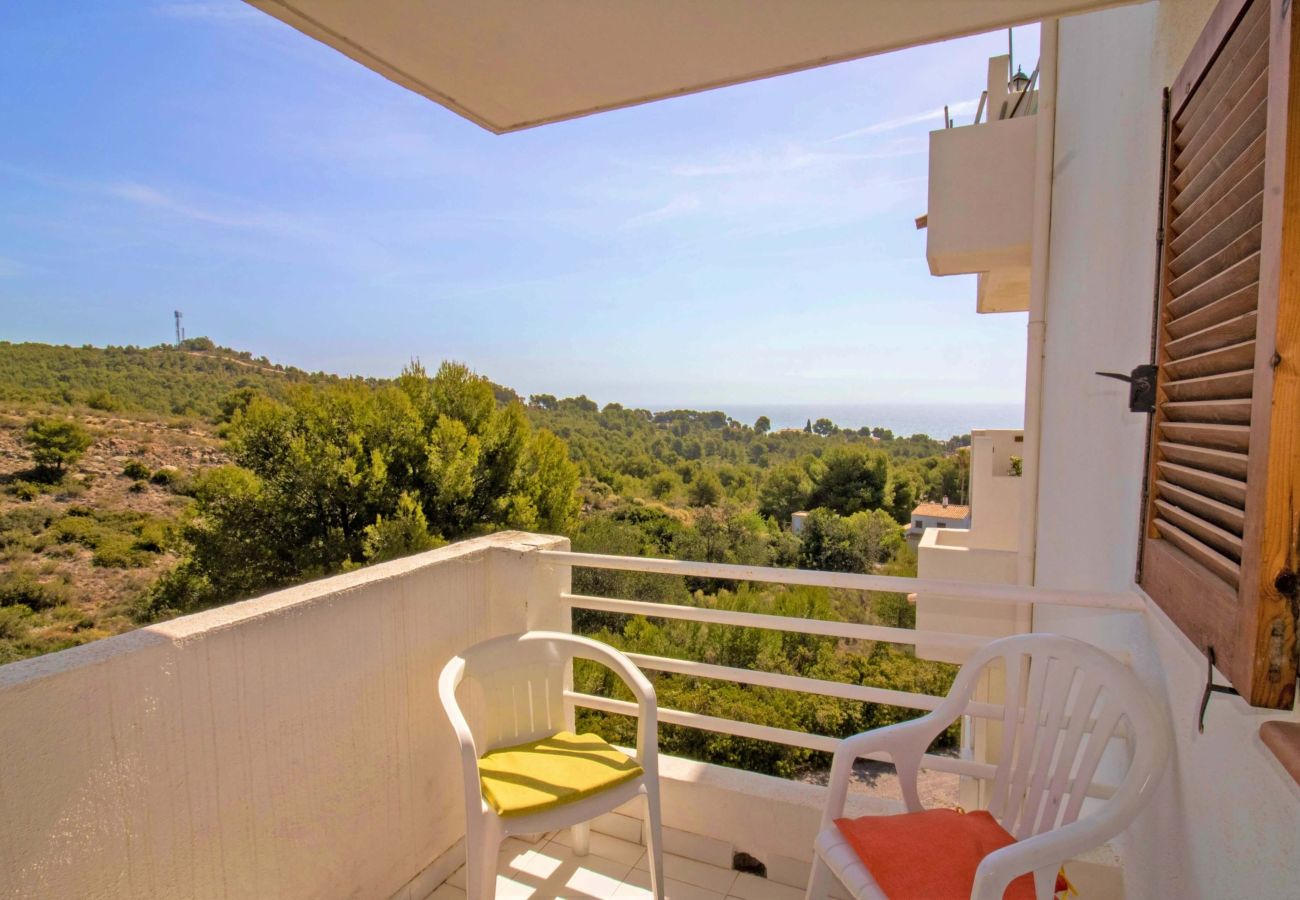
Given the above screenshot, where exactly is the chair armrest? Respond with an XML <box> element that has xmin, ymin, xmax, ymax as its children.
<box><xmin>438</xmin><ymin>655</ymin><xmax>485</xmax><ymax>813</ymax></box>
<box><xmin>566</xmin><ymin>636</ymin><xmax>658</xmax><ymax>774</ymax></box>
<box><xmin>821</xmin><ymin>714</ymin><xmax>948</xmax><ymax>827</ymax></box>
<box><xmin>970</xmin><ymin>814</ymin><xmax>1122</xmax><ymax>900</ymax></box>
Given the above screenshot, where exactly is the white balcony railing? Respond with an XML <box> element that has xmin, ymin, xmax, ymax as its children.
<box><xmin>543</xmin><ymin>549</ymin><xmax>1142</xmax><ymax>801</ymax></box>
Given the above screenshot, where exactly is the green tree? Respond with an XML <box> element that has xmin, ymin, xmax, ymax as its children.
<box><xmin>886</xmin><ymin>474</ymin><xmax>918</xmax><ymax>524</ymax></box>
<box><xmin>647</xmin><ymin>471</ymin><xmax>680</xmax><ymax>500</ymax></box>
<box><xmin>753</xmin><ymin>415</ymin><xmax>771</xmax><ymax>435</ymax></box>
<box><xmin>757</xmin><ymin>464</ymin><xmax>811</xmax><ymax>524</ymax></box>
<box><xmin>808</xmin><ymin>446</ymin><xmax>891</xmax><ymax>515</ymax></box>
<box><xmin>797</xmin><ymin>508</ymin><xmax>900</xmax><ymax>574</ymax></box>
<box><xmin>169</xmin><ymin>362</ymin><xmax>580</xmax><ymax>608</ymax></box>
<box><xmin>23</xmin><ymin>417</ymin><xmax>93</xmax><ymax>479</ymax></box>
<box><xmin>361</xmin><ymin>493</ymin><xmax>443</xmax><ymax>563</ymax></box>
<box><xmin>687</xmin><ymin>470</ymin><xmax>723</xmax><ymax>507</ymax></box>
<box><xmin>559</xmin><ymin>395</ymin><xmax>599</xmax><ymax>413</ymax></box>
<box><xmin>217</xmin><ymin>386</ymin><xmax>261</xmax><ymax>423</ymax></box>
<box><xmin>812</xmin><ymin>417</ymin><xmax>837</xmax><ymax>436</ymax></box>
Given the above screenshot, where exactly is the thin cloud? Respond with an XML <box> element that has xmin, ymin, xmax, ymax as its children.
<box><xmin>621</xmin><ymin>194</ymin><xmax>702</xmax><ymax>229</ymax></box>
<box><xmin>104</xmin><ymin>181</ymin><xmax>268</xmax><ymax>228</ymax></box>
<box><xmin>825</xmin><ymin>99</ymin><xmax>980</xmax><ymax>143</ymax></box>
<box><xmin>154</xmin><ymin>2</ymin><xmax>261</xmax><ymax>21</ymax></box>
<box><xmin>670</xmin><ymin>144</ymin><xmax>922</xmax><ymax>178</ymax></box>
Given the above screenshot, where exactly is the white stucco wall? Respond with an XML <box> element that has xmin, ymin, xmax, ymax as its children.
<box><xmin>968</xmin><ymin>429</ymin><xmax>1023</xmax><ymax>550</ymax></box>
<box><xmin>1033</xmin><ymin>2</ymin><xmax>1300</xmax><ymax>896</ymax></box>
<box><xmin>0</xmin><ymin>533</ymin><xmax>570</xmax><ymax>900</ymax></box>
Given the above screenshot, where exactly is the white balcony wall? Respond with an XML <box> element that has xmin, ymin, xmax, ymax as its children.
<box><xmin>967</xmin><ymin>429</ymin><xmax>1023</xmax><ymax>550</ymax></box>
<box><xmin>926</xmin><ymin>114</ymin><xmax>1037</xmax><ymax>277</ymax></box>
<box><xmin>0</xmin><ymin>532</ymin><xmax>918</xmax><ymax>900</ymax></box>
<box><xmin>915</xmin><ymin>529</ymin><xmax>1023</xmax><ymax>665</ymax></box>
<box><xmin>916</xmin><ymin>429</ymin><xmax>1026</xmax><ymax>663</ymax></box>
<box><xmin>0</xmin><ymin>532</ymin><xmax>570</xmax><ymax>900</ymax></box>
<box><xmin>977</xmin><ymin>266</ymin><xmax>1031</xmax><ymax>312</ymax></box>
<box><xmin>1033</xmin><ymin>1</ymin><xmax>1300</xmax><ymax>898</ymax></box>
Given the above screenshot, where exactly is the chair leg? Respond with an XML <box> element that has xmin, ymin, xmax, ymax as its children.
<box><xmin>465</xmin><ymin>815</ymin><xmax>501</xmax><ymax>900</ymax></box>
<box><xmin>804</xmin><ymin>854</ymin><xmax>834</xmax><ymax>900</ymax></box>
<box><xmin>1033</xmin><ymin>865</ymin><xmax>1059</xmax><ymax>900</ymax></box>
<box><xmin>643</xmin><ymin>789</ymin><xmax>665</xmax><ymax>900</ymax></box>
<box><xmin>571</xmin><ymin>821</ymin><xmax>590</xmax><ymax>857</ymax></box>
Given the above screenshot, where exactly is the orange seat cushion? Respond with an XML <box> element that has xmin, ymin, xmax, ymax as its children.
<box><xmin>834</xmin><ymin>809</ymin><xmax>1037</xmax><ymax>899</ymax></box>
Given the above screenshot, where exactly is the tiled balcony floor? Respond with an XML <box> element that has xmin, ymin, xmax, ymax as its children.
<box><xmin>429</xmin><ymin>831</ymin><xmax>805</xmax><ymax>900</ymax></box>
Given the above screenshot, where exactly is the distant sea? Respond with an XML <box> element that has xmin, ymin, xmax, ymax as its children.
<box><xmin>657</xmin><ymin>402</ymin><xmax>1024</xmax><ymax>440</ymax></box>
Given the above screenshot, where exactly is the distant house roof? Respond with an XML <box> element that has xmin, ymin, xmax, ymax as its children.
<box><xmin>910</xmin><ymin>502</ymin><xmax>971</xmax><ymax>520</ymax></box>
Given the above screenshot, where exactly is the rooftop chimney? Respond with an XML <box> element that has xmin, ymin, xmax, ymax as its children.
<box><xmin>942</xmin><ymin>495</ymin><xmax>949</xmax><ymax>508</ymax></box>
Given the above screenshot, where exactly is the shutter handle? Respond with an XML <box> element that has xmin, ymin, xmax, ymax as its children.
<box><xmin>1094</xmin><ymin>364</ymin><xmax>1158</xmax><ymax>413</ymax></box>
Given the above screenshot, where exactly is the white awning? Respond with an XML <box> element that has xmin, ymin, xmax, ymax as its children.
<box><xmin>244</xmin><ymin>1</ymin><xmax>1137</xmax><ymax>133</ymax></box>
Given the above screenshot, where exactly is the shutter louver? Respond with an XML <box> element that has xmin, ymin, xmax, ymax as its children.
<box><xmin>1152</xmin><ymin>0</ymin><xmax>1267</xmax><ymax>589</ymax></box>
<box><xmin>1141</xmin><ymin>0</ymin><xmax>1300</xmax><ymax>709</ymax></box>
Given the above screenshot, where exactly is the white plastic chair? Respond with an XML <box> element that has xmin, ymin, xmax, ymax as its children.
<box><xmin>805</xmin><ymin>633</ymin><xmax>1172</xmax><ymax>900</ymax></box>
<box><xmin>439</xmin><ymin>631</ymin><xmax>664</xmax><ymax>900</ymax></box>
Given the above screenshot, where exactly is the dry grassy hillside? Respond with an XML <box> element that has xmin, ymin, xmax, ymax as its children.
<box><xmin>0</xmin><ymin>405</ymin><xmax>224</xmax><ymax>661</ymax></box>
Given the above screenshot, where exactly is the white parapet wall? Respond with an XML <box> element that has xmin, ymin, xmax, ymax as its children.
<box><xmin>915</xmin><ymin>429</ymin><xmax>1026</xmax><ymax>664</ymax></box>
<box><xmin>0</xmin><ymin>531</ymin><xmax>569</xmax><ymax>900</ymax></box>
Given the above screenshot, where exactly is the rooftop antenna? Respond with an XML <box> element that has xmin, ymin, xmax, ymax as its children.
<box><xmin>174</xmin><ymin>310</ymin><xmax>183</xmax><ymax>346</ymax></box>
<box><xmin>1008</xmin><ymin>27</ymin><xmax>1014</xmax><ymax>76</ymax></box>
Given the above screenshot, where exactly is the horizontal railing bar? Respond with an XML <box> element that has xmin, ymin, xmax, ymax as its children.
<box><xmin>571</xmin><ymin>689</ymin><xmax>839</xmax><ymax>751</ymax></box>
<box><xmin>563</xmin><ymin>593</ymin><xmax>988</xmax><ymax>650</ymax></box>
<box><xmin>567</xmin><ymin>692</ymin><xmax>1115</xmax><ymax>801</ymax></box>
<box><xmin>621</xmin><ymin>651</ymin><xmax>1004</xmax><ymax>719</ymax></box>
<box><xmin>540</xmin><ymin>550</ymin><xmax>1143</xmax><ymax>611</ymax></box>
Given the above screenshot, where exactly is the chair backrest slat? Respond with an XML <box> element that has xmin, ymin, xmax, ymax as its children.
<box><xmin>1001</xmin><ymin>649</ymin><xmax>1053</xmax><ymax>830</ymax></box>
<box><xmin>987</xmin><ymin>651</ymin><xmax>1024</xmax><ymax>821</ymax></box>
<box><xmin>1059</xmin><ymin>699</ymin><xmax>1125</xmax><ymax>827</ymax></box>
<box><xmin>1015</xmin><ymin>659</ymin><xmax>1080</xmax><ymax>838</ymax></box>
<box><xmin>457</xmin><ymin>640</ymin><xmax>569</xmax><ymax>751</ymax></box>
<box><xmin>1034</xmin><ymin>670</ymin><xmax>1104</xmax><ymax>835</ymax></box>
<box><xmin>944</xmin><ymin>634</ymin><xmax>1168</xmax><ymax>843</ymax></box>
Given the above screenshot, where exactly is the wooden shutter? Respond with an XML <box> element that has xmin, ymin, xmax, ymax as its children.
<box><xmin>1141</xmin><ymin>0</ymin><xmax>1300</xmax><ymax>709</ymax></box>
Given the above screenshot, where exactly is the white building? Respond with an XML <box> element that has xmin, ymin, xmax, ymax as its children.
<box><xmin>916</xmin><ymin>430</ymin><xmax>1027</xmax><ymax>661</ymax></box>
<box><xmin>904</xmin><ymin>498</ymin><xmax>972</xmax><ymax>540</ymax></box>
<box><xmin>2</xmin><ymin>2</ymin><xmax>1298</xmax><ymax>898</ymax></box>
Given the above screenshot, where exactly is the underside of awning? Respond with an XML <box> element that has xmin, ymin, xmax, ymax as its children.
<box><xmin>244</xmin><ymin>0</ymin><xmax>1138</xmax><ymax>133</ymax></box>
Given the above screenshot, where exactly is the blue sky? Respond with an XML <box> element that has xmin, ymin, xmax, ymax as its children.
<box><xmin>1</xmin><ymin>1</ymin><xmax>1036</xmax><ymax>408</ymax></box>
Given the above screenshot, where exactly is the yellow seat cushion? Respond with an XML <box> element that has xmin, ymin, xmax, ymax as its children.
<box><xmin>478</xmin><ymin>730</ymin><xmax>643</xmax><ymax>817</ymax></box>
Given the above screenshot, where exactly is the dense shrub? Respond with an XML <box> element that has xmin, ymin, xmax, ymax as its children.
<box><xmin>149</xmin><ymin>466</ymin><xmax>180</xmax><ymax>486</ymax></box>
<box><xmin>0</xmin><ymin>569</ymin><xmax>68</xmax><ymax>611</ymax></box>
<box><xmin>122</xmin><ymin>460</ymin><xmax>151</xmax><ymax>480</ymax></box>
<box><xmin>85</xmin><ymin>389</ymin><xmax>122</xmax><ymax>412</ymax></box>
<box><xmin>92</xmin><ymin>536</ymin><xmax>151</xmax><ymax>569</ymax></box>
<box><xmin>0</xmin><ymin>506</ymin><xmax>58</xmax><ymax>549</ymax></box>
<box><xmin>49</xmin><ymin>515</ymin><xmax>102</xmax><ymax>547</ymax></box>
